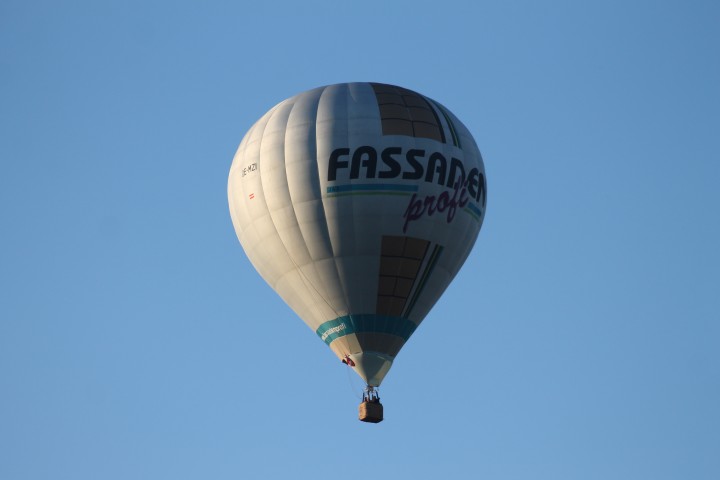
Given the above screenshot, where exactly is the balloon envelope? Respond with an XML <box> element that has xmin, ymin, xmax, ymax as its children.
<box><xmin>228</xmin><ymin>82</ymin><xmax>486</xmax><ymax>386</ymax></box>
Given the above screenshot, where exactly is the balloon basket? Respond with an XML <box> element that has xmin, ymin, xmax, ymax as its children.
<box><xmin>359</xmin><ymin>387</ymin><xmax>384</xmax><ymax>423</ymax></box>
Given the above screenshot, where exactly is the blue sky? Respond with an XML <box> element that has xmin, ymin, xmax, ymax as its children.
<box><xmin>1</xmin><ymin>1</ymin><xmax>719</xmax><ymax>479</ymax></box>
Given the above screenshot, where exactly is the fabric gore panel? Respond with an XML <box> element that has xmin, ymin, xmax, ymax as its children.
<box><xmin>376</xmin><ymin>236</ymin><xmax>430</xmax><ymax>317</ymax></box>
<box><xmin>370</xmin><ymin>83</ymin><xmax>445</xmax><ymax>143</ymax></box>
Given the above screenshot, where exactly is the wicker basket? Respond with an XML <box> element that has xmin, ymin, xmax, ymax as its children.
<box><xmin>359</xmin><ymin>401</ymin><xmax>384</xmax><ymax>423</ymax></box>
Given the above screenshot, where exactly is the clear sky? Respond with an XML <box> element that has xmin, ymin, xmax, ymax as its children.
<box><xmin>1</xmin><ymin>1</ymin><xmax>719</xmax><ymax>479</ymax></box>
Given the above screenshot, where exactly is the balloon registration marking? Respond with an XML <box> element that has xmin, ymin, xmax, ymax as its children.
<box><xmin>241</xmin><ymin>163</ymin><xmax>257</xmax><ymax>177</ymax></box>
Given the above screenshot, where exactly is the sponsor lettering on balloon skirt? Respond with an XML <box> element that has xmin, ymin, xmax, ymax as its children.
<box><xmin>321</xmin><ymin>323</ymin><xmax>346</xmax><ymax>341</ymax></box>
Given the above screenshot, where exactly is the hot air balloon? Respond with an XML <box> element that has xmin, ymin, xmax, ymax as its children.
<box><xmin>228</xmin><ymin>83</ymin><xmax>486</xmax><ymax>422</ymax></box>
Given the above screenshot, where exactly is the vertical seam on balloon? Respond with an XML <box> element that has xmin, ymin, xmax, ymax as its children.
<box><xmin>321</xmin><ymin>83</ymin><xmax>356</xmax><ymax>323</ymax></box>
<box><xmin>404</xmin><ymin>239</ymin><xmax>431</xmax><ymax>318</ymax></box>
<box><xmin>258</xmin><ymin>98</ymin><xmax>336</xmax><ymax>329</ymax></box>
<box><xmin>281</xmin><ymin>88</ymin><xmax>345</xmax><ymax>329</ymax></box>
<box><xmin>405</xmin><ymin>245</ymin><xmax>441</xmax><ymax>317</ymax></box>
<box><xmin>344</xmin><ymin>83</ymin><xmax>362</xmax><ymax>328</ymax></box>
<box><xmin>254</xmin><ymin>104</ymin><xmax>296</xmax><ymax>285</ymax></box>
<box><xmin>416</xmin><ymin>93</ymin><xmax>447</xmax><ymax>144</ymax></box>
<box><xmin>404</xmin><ymin>244</ymin><xmax>443</xmax><ymax>318</ymax></box>
<box><xmin>337</xmin><ymin>83</ymin><xmax>357</xmax><ymax>325</ymax></box>
<box><xmin>369</xmin><ymin>84</ymin><xmax>398</xmax><ymax>356</ymax></box>
<box><xmin>346</xmin><ymin>83</ymin><xmax>379</xmax><ymax>356</ymax></box>
<box><xmin>430</xmin><ymin>100</ymin><xmax>461</xmax><ymax>149</ymax></box>
<box><xmin>319</xmin><ymin>84</ymin><xmax>354</xmax><ymax>322</ymax></box>
<box><xmin>321</xmin><ymin>84</ymin><xmax>364</xmax><ymax>358</ymax></box>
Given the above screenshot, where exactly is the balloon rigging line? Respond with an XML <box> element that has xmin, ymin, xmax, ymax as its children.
<box><xmin>345</xmin><ymin>364</ymin><xmax>363</xmax><ymax>401</ymax></box>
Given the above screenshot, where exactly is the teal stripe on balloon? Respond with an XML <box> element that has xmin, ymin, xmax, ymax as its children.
<box><xmin>316</xmin><ymin>314</ymin><xmax>418</xmax><ymax>345</ymax></box>
<box><xmin>326</xmin><ymin>183</ymin><xmax>418</xmax><ymax>197</ymax></box>
<box><xmin>464</xmin><ymin>202</ymin><xmax>483</xmax><ymax>221</ymax></box>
